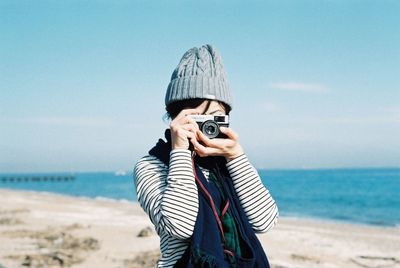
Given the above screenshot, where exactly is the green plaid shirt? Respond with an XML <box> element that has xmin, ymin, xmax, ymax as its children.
<box><xmin>209</xmin><ymin>169</ymin><xmax>242</xmax><ymax>258</ymax></box>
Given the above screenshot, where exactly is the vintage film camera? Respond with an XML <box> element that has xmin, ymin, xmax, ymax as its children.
<box><xmin>188</xmin><ymin>114</ymin><xmax>229</xmax><ymax>139</ymax></box>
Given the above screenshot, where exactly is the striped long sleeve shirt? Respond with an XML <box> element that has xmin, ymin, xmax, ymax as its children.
<box><xmin>133</xmin><ymin>149</ymin><xmax>279</xmax><ymax>268</ymax></box>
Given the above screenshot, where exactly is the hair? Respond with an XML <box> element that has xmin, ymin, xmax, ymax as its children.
<box><xmin>163</xmin><ymin>98</ymin><xmax>231</xmax><ymax>121</ymax></box>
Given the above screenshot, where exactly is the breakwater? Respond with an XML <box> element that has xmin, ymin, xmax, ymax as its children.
<box><xmin>1</xmin><ymin>175</ymin><xmax>75</xmax><ymax>183</ymax></box>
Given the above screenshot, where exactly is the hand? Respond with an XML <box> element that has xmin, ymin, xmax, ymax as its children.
<box><xmin>190</xmin><ymin>127</ymin><xmax>244</xmax><ymax>162</ymax></box>
<box><xmin>170</xmin><ymin>108</ymin><xmax>200</xmax><ymax>150</ymax></box>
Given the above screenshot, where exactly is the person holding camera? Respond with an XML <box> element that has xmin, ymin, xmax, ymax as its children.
<box><xmin>134</xmin><ymin>44</ymin><xmax>279</xmax><ymax>267</ymax></box>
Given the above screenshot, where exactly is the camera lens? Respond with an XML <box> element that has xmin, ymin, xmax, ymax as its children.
<box><xmin>201</xmin><ymin>120</ymin><xmax>219</xmax><ymax>138</ymax></box>
<box><xmin>206</xmin><ymin>125</ymin><xmax>216</xmax><ymax>135</ymax></box>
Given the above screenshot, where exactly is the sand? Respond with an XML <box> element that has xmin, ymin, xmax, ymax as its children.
<box><xmin>0</xmin><ymin>188</ymin><xmax>399</xmax><ymax>268</ymax></box>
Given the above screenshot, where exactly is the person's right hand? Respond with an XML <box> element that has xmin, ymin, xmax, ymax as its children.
<box><xmin>170</xmin><ymin>108</ymin><xmax>200</xmax><ymax>150</ymax></box>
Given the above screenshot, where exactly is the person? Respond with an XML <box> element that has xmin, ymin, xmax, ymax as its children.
<box><xmin>134</xmin><ymin>44</ymin><xmax>279</xmax><ymax>268</ymax></box>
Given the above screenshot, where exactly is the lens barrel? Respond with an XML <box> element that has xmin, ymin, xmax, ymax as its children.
<box><xmin>201</xmin><ymin>120</ymin><xmax>220</xmax><ymax>138</ymax></box>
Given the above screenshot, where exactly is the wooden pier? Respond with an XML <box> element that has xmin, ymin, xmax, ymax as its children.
<box><xmin>0</xmin><ymin>175</ymin><xmax>75</xmax><ymax>183</ymax></box>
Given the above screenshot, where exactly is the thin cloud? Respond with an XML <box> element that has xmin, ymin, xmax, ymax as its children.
<box><xmin>322</xmin><ymin>107</ymin><xmax>400</xmax><ymax>124</ymax></box>
<box><xmin>260</xmin><ymin>102</ymin><xmax>280</xmax><ymax>112</ymax></box>
<box><xmin>269</xmin><ymin>82</ymin><xmax>329</xmax><ymax>93</ymax></box>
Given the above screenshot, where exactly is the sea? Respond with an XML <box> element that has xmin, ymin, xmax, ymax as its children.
<box><xmin>1</xmin><ymin>168</ymin><xmax>399</xmax><ymax>227</ymax></box>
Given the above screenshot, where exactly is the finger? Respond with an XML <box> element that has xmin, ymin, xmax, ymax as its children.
<box><xmin>219</xmin><ymin>127</ymin><xmax>238</xmax><ymax>141</ymax></box>
<box><xmin>171</xmin><ymin>114</ymin><xmax>200</xmax><ymax>132</ymax></box>
<box><xmin>190</xmin><ymin>138</ymin><xmax>220</xmax><ymax>156</ymax></box>
<box><xmin>171</xmin><ymin>116</ymin><xmax>199</xmax><ymax>132</ymax></box>
<box><xmin>197</xmin><ymin>146</ymin><xmax>220</xmax><ymax>157</ymax></box>
<box><xmin>196</xmin><ymin>130</ymin><xmax>221</xmax><ymax>148</ymax></box>
<box><xmin>188</xmin><ymin>134</ymin><xmax>203</xmax><ymax>153</ymax></box>
<box><xmin>178</xmin><ymin>116</ymin><xmax>200</xmax><ymax>130</ymax></box>
<box><xmin>175</xmin><ymin>128</ymin><xmax>193</xmax><ymax>139</ymax></box>
<box><xmin>196</xmin><ymin>130</ymin><xmax>212</xmax><ymax>146</ymax></box>
<box><xmin>175</xmin><ymin>116</ymin><xmax>190</xmax><ymax>125</ymax></box>
<box><xmin>174</xmin><ymin>108</ymin><xmax>200</xmax><ymax>121</ymax></box>
<box><xmin>187</xmin><ymin>131</ymin><xmax>197</xmax><ymax>142</ymax></box>
<box><xmin>189</xmin><ymin>136</ymin><xmax>203</xmax><ymax>149</ymax></box>
<box><xmin>182</xmin><ymin>123</ymin><xmax>198</xmax><ymax>134</ymax></box>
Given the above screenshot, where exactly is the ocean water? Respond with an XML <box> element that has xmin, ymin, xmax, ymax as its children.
<box><xmin>1</xmin><ymin>168</ymin><xmax>399</xmax><ymax>227</ymax></box>
<box><xmin>259</xmin><ymin>168</ymin><xmax>400</xmax><ymax>227</ymax></box>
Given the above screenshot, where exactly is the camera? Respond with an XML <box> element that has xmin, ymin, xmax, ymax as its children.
<box><xmin>188</xmin><ymin>114</ymin><xmax>229</xmax><ymax>139</ymax></box>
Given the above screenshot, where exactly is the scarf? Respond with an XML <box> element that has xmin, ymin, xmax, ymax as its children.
<box><xmin>149</xmin><ymin>129</ymin><xmax>270</xmax><ymax>268</ymax></box>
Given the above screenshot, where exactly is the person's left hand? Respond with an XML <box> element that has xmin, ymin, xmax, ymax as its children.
<box><xmin>190</xmin><ymin>127</ymin><xmax>244</xmax><ymax>162</ymax></box>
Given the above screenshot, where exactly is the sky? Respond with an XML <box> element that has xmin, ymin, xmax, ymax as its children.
<box><xmin>1</xmin><ymin>0</ymin><xmax>399</xmax><ymax>173</ymax></box>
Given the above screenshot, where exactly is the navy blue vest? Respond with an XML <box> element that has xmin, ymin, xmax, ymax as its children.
<box><xmin>149</xmin><ymin>129</ymin><xmax>270</xmax><ymax>268</ymax></box>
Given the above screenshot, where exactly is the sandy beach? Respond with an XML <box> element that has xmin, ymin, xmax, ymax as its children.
<box><xmin>0</xmin><ymin>188</ymin><xmax>399</xmax><ymax>268</ymax></box>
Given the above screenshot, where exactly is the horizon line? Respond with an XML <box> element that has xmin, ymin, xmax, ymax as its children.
<box><xmin>1</xmin><ymin>166</ymin><xmax>399</xmax><ymax>175</ymax></box>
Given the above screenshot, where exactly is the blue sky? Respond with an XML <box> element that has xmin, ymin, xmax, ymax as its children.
<box><xmin>1</xmin><ymin>0</ymin><xmax>399</xmax><ymax>172</ymax></box>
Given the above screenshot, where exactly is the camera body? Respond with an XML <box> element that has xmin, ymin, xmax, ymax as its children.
<box><xmin>188</xmin><ymin>114</ymin><xmax>229</xmax><ymax>139</ymax></box>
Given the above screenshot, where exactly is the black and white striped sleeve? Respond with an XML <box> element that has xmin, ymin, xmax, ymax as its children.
<box><xmin>226</xmin><ymin>154</ymin><xmax>279</xmax><ymax>233</ymax></box>
<box><xmin>134</xmin><ymin>149</ymin><xmax>199</xmax><ymax>240</ymax></box>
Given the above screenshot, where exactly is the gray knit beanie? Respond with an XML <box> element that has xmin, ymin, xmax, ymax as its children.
<box><xmin>165</xmin><ymin>44</ymin><xmax>233</xmax><ymax>110</ymax></box>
